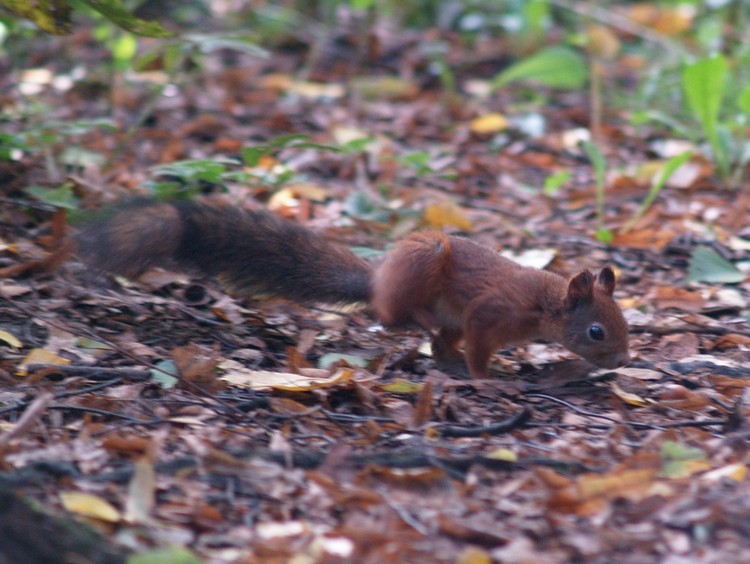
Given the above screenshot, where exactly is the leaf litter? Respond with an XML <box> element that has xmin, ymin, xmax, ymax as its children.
<box><xmin>1</xmin><ymin>11</ymin><xmax>750</xmax><ymax>564</ymax></box>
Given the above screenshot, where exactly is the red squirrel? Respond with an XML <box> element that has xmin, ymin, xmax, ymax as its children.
<box><xmin>77</xmin><ymin>199</ymin><xmax>630</xmax><ymax>378</ymax></box>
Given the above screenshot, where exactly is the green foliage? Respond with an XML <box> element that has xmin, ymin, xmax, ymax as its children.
<box><xmin>0</xmin><ymin>0</ymin><xmax>172</xmax><ymax>37</ymax></box>
<box><xmin>398</xmin><ymin>151</ymin><xmax>435</xmax><ymax>177</ymax></box>
<box><xmin>660</xmin><ymin>441</ymin><xmax>707</xmax><ymax>478</ymax></box>
<box><xmin>492</xmin><ymin>46</ymin><xmax>587</xmax><ymax>90</ymax></box>
<box><xmin>150</xmin><ymin>360</ymin><xmax>179</xmax><ymax>389</ymax></box>
<box><xmin>318</xmin><ymin>353</ymin><xmax>370</xmax><ymax>370</ymax></box>
<box><xmin>543</xmin><ymin>170</ymin><xmax>571</xmax><ymax>196</ymax></box>
<box><xmin>144</xmin><ymin>134</ymin><xmax>364</xmax><ymax>200</ymax></box>
<box><xmin>682</xmin><ymin>55</ymin><xmax>729</xmax><ymax>178</ymax></box>
<box><xmin>687</xmin><ymin>247</ymin><xmax>745</xmax><ymax>284</ymax></box>
<box><xmin>240</xmin><ymin>134</ymin><xmax>339</xmax><ymax>167</ymax></box>
<box><xmin>25</xmin><ymin>183</ymin><xmax>80</xmax><ymax>209</ymax></box>
<box><xmin>620</xmin><ymin>150</ymin><xmax>693</xmax><ymax>234</ymax></box>
<box><xmin>147</xmin><ymin>159</ymin><xmax>241</xmax><ymax>199</ymax></box>
<box><xmin>1</xmin><ymin>114</ymin><xmax>114</xmax><ymax>198</ymax></box>
<box><xmin>580</xmin><ymin>140</ymin><xmax>612</xmax><ymax>244</ymax></box>
<box><xmin>127</xmin><ymin>546</ymin><xmax>201</xmax><ymax>564</ymax></box>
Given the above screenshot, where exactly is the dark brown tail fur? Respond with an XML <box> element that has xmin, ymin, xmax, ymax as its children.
<box><xmin>77</xmin><ymin>200</ymin><xmax>374</xmax><ymax>305</ymax></box>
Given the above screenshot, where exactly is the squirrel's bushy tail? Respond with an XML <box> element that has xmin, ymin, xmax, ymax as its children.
<box><xmin>77</xmin><ymin>200</ymin><xmax>374</xmax><ymax>305</ymax></box>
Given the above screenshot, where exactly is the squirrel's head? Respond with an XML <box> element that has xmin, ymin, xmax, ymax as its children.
<box><xmin>561</xmin><ymin>267</ymin><xmax>630</xmax><ymax>369</ymax></box>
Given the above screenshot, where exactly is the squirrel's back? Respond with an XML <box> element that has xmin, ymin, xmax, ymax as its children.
<box><xmin>77</xmin><ymin>199</ymin><xmax>374</xmax><ymax>305</ymax></box>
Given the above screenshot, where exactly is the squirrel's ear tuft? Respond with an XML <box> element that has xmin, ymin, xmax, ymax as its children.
<box><xmin>597</xmin><ymin>266</ymin><xmax>616</xmax><ymax>296</ymax></box>
<box><xmin>565</xmin><ymin>270</ymin><xmax>594</xmax><ymax>308</ymax></box>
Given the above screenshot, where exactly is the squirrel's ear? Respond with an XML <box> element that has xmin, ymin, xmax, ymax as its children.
<box><xmin>566</xmin><ymin>270</ymin><xmax>594</xmax><ymax>308</ymax></box>
<box><xmin>597</xmin><ymin>266</ymin><xmax>616</xmax><ymax>296</ymax></box>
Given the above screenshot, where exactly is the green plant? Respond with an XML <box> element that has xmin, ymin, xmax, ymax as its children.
<box><xmin>491</xmin><ymin>45</ymin><xmax>587</xmax><ymax>91</ymax></box>
<box><xmin>143</xmin><ymin>134</ymin><xmax>361</xmax><ymax>199</ymax></box>
<box><xmin>620</xmin><ymin>150</ymin><xmax>693</xmax><ymax>234</ymax></box>
<box><xmin>682</xmin><ymin>54</ymin><xmax>750</xmax><ymax>186</ymax></box>
<box><xmin>0</xmin><ymin>113</ymin><xmax>115</xmax><ymax>182</ymax></box>
<box><xmin>0</xmin><ymin>0</ymin><xmax>172</xmax><ymax>36</ymax></box>
<box><xmin>580</xmin><ymin>140</ymin><xmax>612</xmax><ymax>244</ymax></box>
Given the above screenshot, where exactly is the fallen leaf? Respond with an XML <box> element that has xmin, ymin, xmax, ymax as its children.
<box><xmin>219</xmin><ymin>363</ymin><xmax>354</xmax><ymax>391</ymax></box>
<box><xmin>469</xmin><ymin>112</ymin><xmax>508</xmax><ymax>134</ymax></box>
<box><xmin>60</xmin><ymin>491</ymin><xmax>121</xmax><ymax>523</ymax></box>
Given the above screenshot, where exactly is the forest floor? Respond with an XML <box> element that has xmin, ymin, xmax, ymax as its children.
<box><xmin>2</xmin><ymin>12</ymin><xmax>750</xmax><ymax>563</ymax></box>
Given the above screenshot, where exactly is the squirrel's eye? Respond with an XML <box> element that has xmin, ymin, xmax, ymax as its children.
<box><xmin>588</xmin><ymin>324</ymin><xmax>605</xmax><ymax>341</ymax></box>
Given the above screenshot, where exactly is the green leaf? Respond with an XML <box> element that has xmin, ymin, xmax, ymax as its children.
<box><xmin>318</xmin><ymin>353</ymin><xmax>369</xmax><ymax>370</ymax></box>
<box><xmin>0</xmin><ymin>0</ymin><xmax>72</xmax><ymax>34</ymax></box>
<box><xmin>150</xmin><ymin>360</ymin><xmax>178</xmax><ymax>389</ymax></box>
<box><xmin>492</xmin><ymin>46</ymin><xmax>587</xmax><ymax>90</ymax></box>
<box><xmin>683</xmin><ymin>55</ymin><xmax>726</xmax><ymax>134</ymax></box>
<box><xmin>80</xmin><ymin>0</ymin><xmax>173</xmax><ymax>37</ymax></box>
<box><xmin>660</xmin><ymin>440</ymin><xmax>707</xmax><ymax>478</ymax></box>
<box><xmin>59</xmin><ymin>147</ymin><xmax>107</xmax><ymax>168</ymax></box>
<box><xmin>621</xmin><ymin>150</ymin><xmax>693</xmax><ymax>233</ymax></box>
<box><xmin>25</xmin><ymin>183</ymin><xmax>80</xmax><ymax>209</ymax></box>
<box><xmin>739</xmin><ymin>85</ymin><xmax>750</xmax><ymax>115</ymax></box>
<box><xmin>581</xmin><ymin>140</ymin><xmax>608</xmax><ymax>234</ymax></box>
<box><xmin>112</xmin><ymin>32</ymin><xmax>138</xmax><ymax>69</ymax></box>
<box><xmin>682</xmin><ymin>55</ymin><xmax>728</xmax><ymax>176</ymax></box>
<box><xmin>127</xmin><ymin>546</ymin><xmax>202</xmax><ymax>564</ymax></box>
<box><xmin>595</xmin><ymin>228</ymin><xmax>613</xmax><ymax>244</ymax></box>
<box><xmin>381</xmin><ymin>379</ymin><xmax>424</xmax><ymax>394</ymax></box>
<box><xmin>687</xmin><ymin>246</ymin><xmax>745</xmax><ymax>283</ymax></box>
<box><xmin>151</xmin><ymin>159</ymin><xmax>237</xmax><ymax>184</ymax></box>
<box><xmin>543</xmin><ymin>170</ymin><xmax>570</xmax><ymax>195</ymax></box>
<box><xmin>183</xmin><ymin>33</ymin><xmax>268</xmax><ymax>58</ymax></box>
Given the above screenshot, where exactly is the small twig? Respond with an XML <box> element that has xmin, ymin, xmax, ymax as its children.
<box><xmin>48</xmin><ymin>403</ymin><xmax>164</xmax><ymax>425</ymax></box>
<box><xmin>437</xmin><ymin>408</ymin><xmax>531</xmax><ymax>438</ymax></box>
<box><xmin>321</xmin><ymin>409</ymin><xmax>395</xmax><ymax>424</ymax></box>
<box><xmin>629</xmin><ymin>323</ymin><xmax>750</xmax><ymax>338</ymax></box>
<box><xmin>386</xmin><ymin>500</ymin><xmax>429</xmax><ymax>536</ymax></box>
<box><xmin>27</xmin><ymin>364</ymin><xmax>151</xmax><ymax>381</ymax></box>
<box><xmin>526</xmin><ymin>393</ymin><xmax>728</xmax><ymax>430</ymax></box>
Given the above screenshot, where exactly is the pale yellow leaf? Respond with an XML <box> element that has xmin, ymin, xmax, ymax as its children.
<box><xmin>125</xmin><ymin>458</ymin><xmax>156</xmax><ymax>524</ymax></box>
<box><xmin>287</xmin><ymin>80</ymin><xmax>344</xmax><ymax>99</ymax></box>
<box><xmin>469</xmin><ymin>112</ymin><xmax>508</xmax><ymax>134</ymax></box>
<box><xmin>17</xmin><ymin>348</ymin><xmax>70</xmax><ymax>376</ymax></box>
<box><xmin>423</xmin><ymin>201</ymin><xmax>472</xmax><ymax>231</ymax></box>
<box><xmin>486</xmin><ymin>448</ymin><xmax>518</xmax><ymax>462</ymax></box>
<box><xmin>60</xmin><ymin>491</ymin><xmax>121</xmax><ymax>523</ymax></box>
<box><xmin>702</xmin><ymin>463</ymin><xmax>747</xmax><ymax>483</ymax></box>
<box><xmin>611</xmin><ymin>382</ymin><xmax>653</xmax><ymax>407</ymax></box>
<box><xmin>0</xmin><ymin>329</ymin><xmax>21</xmax><ymax>349</ymax></box>
<box><xmin>219</xmin><ymin>364</ymin><xmax>353</xmax><ymax>391</ymax></box>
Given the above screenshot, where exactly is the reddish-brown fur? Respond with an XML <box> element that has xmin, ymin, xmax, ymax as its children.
<box><xmin>78</xmin><ymin>201</ymin><xmax>630</xmax><ymax>379</ymax></box>
<box><xmin>373</xmin><ymin>233</ymin><xmax>629</xmax><ymax>378</ymax></box>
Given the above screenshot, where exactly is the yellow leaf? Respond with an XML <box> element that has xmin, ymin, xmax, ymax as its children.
<box><xmin>469</xmin><ymin>112</ymin><xmax>508</xmax><ymax>134</ymax></box>
<box><xmin>457</xmin><ymin>546</ymin><xmax>492</xmax><ymax>564</ymax></box>
<box><xmin>381</xmin><ymin>379</ymin><xmax>424</xmax><ymax>394</ymax></box>
<box><xmin>268</xmin><ymin>183</ymin><xmax>330</xmax><ymax>210</ymax></box>
<box><xmin>611</xmin><ymin>382</ymin><xmax>653</xmax><ymax>407</ymax></box>
<box><xmin>0</xmin><ymin>329</ymin><xmax>21</xmax><ymax>349</ymax></box>
<box><xmin>702</xmin><ymin>463</ymin><xmax>747</xmax><ymax>483</ymax></box>
<box><xmin>423</xmin><ymin>201</ymin><xmax>472</xmax><ymax>231</ymax></box>
<box><xmin>60</xmin><ymin>492</ymin><xmax>121</xmax><ymax>523</ymax></box>
<box><xmin>486</xmin><ymin>448</ymin><xmax>518</xmax><ymax>462</ymax></box>
<box><xmin>17</xmin><ymin>348</ymin><xmax>70</xmax><ymax>377</ymax></box>
<box><xmin>587</xmin><ymin>25</ymin><xmax>620</xmax><ymax>59</ymax></box>
<box><xmin>349</xmin><ymin>76</ymin><xmax>419</xmax><ymax>100</ymax></box>
<box><xmin>287</xmin><ymin>80</ymin><xmax>345</xmax><ymax>100</ymax></box>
